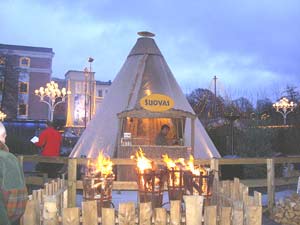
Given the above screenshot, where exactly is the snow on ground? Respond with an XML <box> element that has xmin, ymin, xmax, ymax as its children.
<box><xmin>76</xmin><ymin>191</ymin><xmax>171</xmax><ymax>209</ymax></box>
<box><xmin>262</xmin><ymin>190</ymin><xmax>296</xmax><ymax>206</ymax></box>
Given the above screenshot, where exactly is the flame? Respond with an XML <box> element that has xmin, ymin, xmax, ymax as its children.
<box><xmin>88</xmin><ymin>151</ymin><xmax>113</xmax><ymax>177</ymax></box>
<box><xmin>162</xmin><ymin>154</ymin><xmax>210</xmax><ymax>195</ymax></box>
<box><xmin>131</xmin><ymin>148</ymin><xmax>153</xmax><ymax>174</ymax></box>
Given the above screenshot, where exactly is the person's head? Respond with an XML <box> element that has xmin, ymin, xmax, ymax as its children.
<box><xmin>160</xmin><ymin>124</ymin><xmax>170</xmax><ymax>136</ymax></box>
<box><xmin>0</xmin><ymin>122</ymin><xmax>7</xmax><ymax>144</ymax></box>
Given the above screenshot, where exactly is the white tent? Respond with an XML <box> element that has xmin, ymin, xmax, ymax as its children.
<box><xmin>70</xmin><ymin>33</ymin><xmax>220</xmax><ymax>159</ymax></box>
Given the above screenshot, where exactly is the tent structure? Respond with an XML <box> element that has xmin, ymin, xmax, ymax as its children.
<box><xmin>70</xmin><ymin>32</ymin><xmax>220</xmax><ymax>159</ymax></box>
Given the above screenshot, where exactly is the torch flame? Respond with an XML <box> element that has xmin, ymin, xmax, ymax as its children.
<box><xmin>88</xmin><ymin>151</ymin><xmax>113</xmax><ymax>177</ymax></box>
<box><xmin>131</xmin><ymin>148</ymin><xmax>153</xmax><ymax>174</ymax></box>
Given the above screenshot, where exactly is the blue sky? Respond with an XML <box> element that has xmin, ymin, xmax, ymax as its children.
<box><xmin>1</xmin><ymin>0</ymin><xmax>299</xmax><ymax>101</ymax></box>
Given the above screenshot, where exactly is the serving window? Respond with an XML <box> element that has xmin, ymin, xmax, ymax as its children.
<box><xmin>121</xmin><ymin>117</ymin><xmax>185</xmax><ymax>146</ymax></box>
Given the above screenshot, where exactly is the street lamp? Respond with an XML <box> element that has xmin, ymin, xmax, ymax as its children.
<box><xmin>35</xmin><ymin>81</ymin><xmax>71</xmax><ymax>122</ymax></box>
<box><xmin>273</xmin><ymin>97</ymin><xmax>297</xmax><ymax>125</ymax></box>
<box><xmin>0</xmin><ymin>110</ymin><xmax>6</xmax><ymax>121</ymax></box>
<box><xmin>84</xmin><ymin>67</ymin><xmax>89</xmax><ymax>128</ymax></box>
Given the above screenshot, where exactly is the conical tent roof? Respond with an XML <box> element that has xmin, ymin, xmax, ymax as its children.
<box><xmin>70</xmin><ymin>35</ymin><xmax>220</xmax><ymax>159</ymax></box>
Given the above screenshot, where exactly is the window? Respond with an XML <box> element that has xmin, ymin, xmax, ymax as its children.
<box><xmin>19</xmin><ymin>57</ymin><xmax>30</xmax><ymax>67</ymax></box>
<box><xmin>18</xmin><ymin>104</ymin><xmax>27</xmax><ymax>116</ymax></box>
<box><xmin>0</xmin><ymin>56</ymin><xmax>5</xmax><ymax>65</ymax></box>
<box><xmin>105</xmin><ymin>89</ymin><xmax>108</xmax><ymax>94</ymax></box>
<box><xmin>19</xmin><ymin>82</ymin><xmax>28</xmax><ymax>93</ymax></box>
<box><xmin>75</xmin><ymin>82</ymin><xmax>83</xmax><ymax>94</ymax></box>
<box><xmin>98</xmin><ymin>89</ymin><xmax>103</xmax><ymax>97</ymax></box>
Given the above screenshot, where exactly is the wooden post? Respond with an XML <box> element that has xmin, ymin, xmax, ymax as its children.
<box><xmin>204</xmin><ymin>205</ymin><xmax>217</xmax><ymax>225</ymax></box>
<box><xmin>43</xmin><ymin>196</ymin><xmax>58</xmax><ymax>225</ymax></box>
<box><xmin>82</xmin><ymin>200</ymin><xmax>98</xmax><ymax>225</ymax></box>
<box><xmin>220</xmin><ymin>207</ymin><xmax>232</xmax><ymax>225</ymax></box>
<box><xmin>119</xmin><ymin>202</ymin><xmax>136</xmax><ymax>225</ymax></box>
<box><xmin>154</xmin><ymin>208</ymin><xmax>167</xmax><ymax>225</ymax></box>
<box><xmin>191</xmin><ymin>118</ymin><xmax>195</xmax><ymax>156</ymax></box>
<box><xmin>267</xmin><ymin>158</ymin><xmax>275</xmax><ymax>214</ymax></box>
<box><xmin>21</xmin><ymin>200</ymin><xmax>40</xmax><ymax>225</ymax></box>
<box><xmin>62</xmin><ymin>208</ymin><xmax>80</xmax><ymax>225</ymax></box>
<box><xmin>183</xmin><ymin>196</ymin><xmax>204</xmax><ymax>225</ymax></box>
<box><xmin>102</xmin><ymin>208</ymin><xmax>115</xmax><ymax>225</ymax></box>
<box><xmin>67</xmin><ymin>158</ymin><xmax>77</xmax><ymax>208</ymax></box>
<box><xmin>254</xmin><ymin>191</ymin><xmax>262</xmax><ymax>206</ymax></box>
<box><xmin>170</xmin><ymin>200</ymin><xmax>181</xmax><ymax>225</ymax></box>
<box><xmin>139</xmin><ymin>202</ymin><xmax>152</xmax><ymax>225</ymax></box>
<box><xmin>18</xmin><ymin>155</ymin><xmax>24</xmax><ymax>168</ymax></box>
<box><xmin>245</xmin><ymin>206</ymin><xmax>262</xmax><ymax>225</ymax></box>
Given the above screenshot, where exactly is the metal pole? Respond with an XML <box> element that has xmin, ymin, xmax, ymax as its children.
<box><xmin>84</xmin><ymin>71</ymin><xmax>87</xmax><ymax>128</ymax></box>
<box><xmin>89</xmin><ymin>63</ymin><xmax>92</xmax><ymax>121</ymax></box>
<box><xmin>213</xmin><ymin>76</ymin><xmax>217</xmax><ymax>118</ymax></box>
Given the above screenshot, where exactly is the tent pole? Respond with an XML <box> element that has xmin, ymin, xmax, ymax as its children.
<box><xmin>191</xmin><ymin>118</ymin><xmax>195</xmax><ymax>156</ymax></box>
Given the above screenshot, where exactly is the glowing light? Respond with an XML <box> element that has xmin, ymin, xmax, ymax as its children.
<box><xmin>273</xmin><ymin>97</ymin><xmax>297</xmax><ymax>125</ymax></box>
<box><xmin>35</xmin><ymin>81</ymin><xmax>71</xmax><ymax>121</ymax></box>
<box><xmin>0</xmin><ymin>111</ymin><xmax>7</xmax><ymax>121</ymax></box>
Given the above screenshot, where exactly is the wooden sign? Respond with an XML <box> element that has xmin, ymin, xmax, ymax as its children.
<box><xmin>140</xmin><ymin>94</ymin><xmax>174</xmax><ymax>112</ymax></box>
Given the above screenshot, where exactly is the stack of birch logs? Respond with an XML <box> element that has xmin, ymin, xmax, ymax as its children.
<box><xmin>211</xmin><ymin>177</ymin><xmax>262</xmax><ymax>225</ymax></box>
<box><xmin>272</xmin><ymin>193</ymin><xmax>300</xmax><ymax>225</ymax></box>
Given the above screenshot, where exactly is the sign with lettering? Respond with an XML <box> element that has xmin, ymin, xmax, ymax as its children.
<box><xmin>140</xmin><ymin>94</ymin><xmax>174</xmax><ymax>112</ymax></box>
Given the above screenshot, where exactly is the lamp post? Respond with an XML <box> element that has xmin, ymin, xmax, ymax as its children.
<box><xmin>84</xmin><ymin>67</ymin><xmax>89</xmax><ymax>128</ymax></box>
<box><xmin>273</xmin><ymin>97</ymin><xmax>297</xmax><ymax>125</ymax></box>
<box><xmin>35</xmin><ymin>81</ymin><xmax>71</xmax><ymax>122</ymax></box>
<box><xmin>0</xmin><ymin>110</ymin><xmax>6</xmax><ymax>121</ymax></box>
<box><xmin>88</xmin><ymin>57</ymin><xmax>94</xmax><ymax>121</ymax></box>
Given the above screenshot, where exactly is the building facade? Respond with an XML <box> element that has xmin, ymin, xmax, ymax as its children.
<box><xmin>65</xmin><ymin>70</ymin><xmax>111</xmax><ymax>127</ymax></box>
<box><xmin>0</xmin><ymin>44</ymin><xmax>54</xmax><ymax>120</ymax></box>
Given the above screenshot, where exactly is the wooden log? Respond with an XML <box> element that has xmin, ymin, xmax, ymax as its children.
<box><xmin>62</xmin><ymin>208</ymin><xmax>80</xmax><ymax>225</ymax></box>
<box><xmin>82</xmin><ymin>200</ymin><xmax>98</xmax><ymax>225</ymax></box>
<box><xmin>119</xmin><ymin>202</ymin><xmax>136</xmax><ymax>225</ymax></box>
<box><xmin>67</xmin><ymin>158</ymin><xmax>77</xmax><ymax>208</ymax></box>
<box><xmin>21</xmin><ymin>200</ymin><xmax>40</xmax><ymax>225</ymax></box>
<box><xmin>43</xmin><ymin>196</ymin><xmax>58</xmax><ymax>225</ymax></box>
<box><xmin>220</xmin><ymin>207</ymin><xmax>232</xmax><ymax>225</ymax></box>
<box><xmin>267</xmin><ymin>158</ymin><xmax>275</xmax><ymax>214</ymax></box>
<box><xmin>154</xmin><ymin>208</ymin><xmax>167</xmax><ymax>225</ymax></box>
<box><xmin>204</xmin><ymin>205</ymin><xmax>217</xmax><ymax>225</ymax></box>
<box><xmin>254</xmin><ymin>191</ymin><xmax>262</xmax><ymax>206</ymax></box>
<box><xmin>245</xmin><ymin>206</ymin><xmax>262</xmax><ymax>225</ymax></box>
<box><xmin>139</xmin><ymin>202</ymin><xmax>152</xmax><ymax>225</ymax></box>
<box><xmin>170</xmin><ymin>200</ymin><xmax>181</xmax><ymax>225</ymax></box>
<box><xmin>233</xmin><ymin>178</ymin><xmax>240</xmax><ymax>201</ymax></box>
<box><xmin>232</xmin><ymin>208</ymin><xmax>243</xmax><ymax>225</ymax></box>
<box><xmin>183</xmin><ymin>196</ymin><xmax>204</xmax><ymax>225</ymax></box>
<box><xmin>102</xmin><ymin>208</ymin><xmax>115</xmax><ymax>225</ymax></box>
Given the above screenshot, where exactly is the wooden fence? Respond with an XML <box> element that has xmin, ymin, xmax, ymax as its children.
<box><xmin>18</xmin><ymin>155</ymin><xmax>300</xmax><ymax>214</ymax></box>
<box><xmin>21</xmin><ymin>177</ymin><xmax>262</xmax><ymax>225</ymax></box>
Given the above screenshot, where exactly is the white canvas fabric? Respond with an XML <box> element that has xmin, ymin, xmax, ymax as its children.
<box><xmin>70</xmin><ymin>36</ymin><xmax>221</xmax><ymax>159</ymax></box>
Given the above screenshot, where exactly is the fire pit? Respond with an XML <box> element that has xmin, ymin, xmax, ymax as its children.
<box><xmin>163</xmin><ymin>155</ymin><xmax>214</xmax><ymax>201</ymax></box>
<box><xmin>82</xmin><ymin>152</ymin><xmax>115</xmax><ymax>215</ymax></box>
<box><xmin>131</xmin><ymin>149</ymin><xmax>165</xmax><ymax>208</ymax></box>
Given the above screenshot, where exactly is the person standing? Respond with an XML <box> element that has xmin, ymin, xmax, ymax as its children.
<box><xmin>34</xmin><ymin>121</ymin><xmax>62</xmax><ymax>178</ymax></box>
<box><xmin>0</xmin><ymin>122</ymin><xmax>28</xmax><ymax>225</ymax></box>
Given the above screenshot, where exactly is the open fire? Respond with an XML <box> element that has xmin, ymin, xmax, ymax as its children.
<box><xmin>162</xmin><ymin>154</ymin><xmax>213</xmax><ymax>197</ymax></box>
<box><xmin>131</xmin><ymin>148</ymin><xmax>165</xmax><ymax>208</ymax></box>
<box><xmin>83</xmin><ymin>151</ymin><xmax>115</xmax><ymax>215</ymax></box>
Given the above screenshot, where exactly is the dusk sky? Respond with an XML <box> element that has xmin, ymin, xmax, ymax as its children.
<box><xmin>1</xmin><ymin>0</ymin><xmax>299</xmax><ymax>102</ymax></box>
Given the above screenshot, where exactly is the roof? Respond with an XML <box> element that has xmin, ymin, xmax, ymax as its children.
<box><xmin>0</xmin><ymin>43</ymin><xmax>53</xmax><ymax>53</ymax></box>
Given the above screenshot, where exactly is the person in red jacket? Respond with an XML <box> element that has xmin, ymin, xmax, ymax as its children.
<box><xmin>35</xmin><ymin>121</ymin><xmax>62</xmax><ymax>178</ymax></box>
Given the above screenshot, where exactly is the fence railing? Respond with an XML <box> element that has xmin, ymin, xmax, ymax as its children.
<box><xmin>18</xmin><ymin>155</ymin><xmax>300</xmax><ymax>214</ymax></box>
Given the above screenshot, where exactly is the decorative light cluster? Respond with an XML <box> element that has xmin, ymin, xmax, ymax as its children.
<box><xmin>273</xmin><ymin>97</ymin><xmax>297</xmax><ymax>125</ymax></box>
<box><xmin>0</xmin><ymin>111</ymin><xmax>6</xmax><ymax>121</ymax></box>
<box><xmin>34</xmin><ymin>81</ymin><xmax>70</xmax><ymax>101</ymax></box>
<box><xmin>273</xmin><ymin>97</ymin><xmax>296</xmax><ymax>112</ymax></box>
<box><xmin>34</xmin><ymin>81</ymin><xmax>71</xmax><ymax>121</ymax></box>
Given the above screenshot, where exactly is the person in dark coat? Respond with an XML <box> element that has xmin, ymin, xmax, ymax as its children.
<box><xmin>0</xmin><ymin>122</ymin><xmax>28</xmax><ymax>225</ymax></box>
